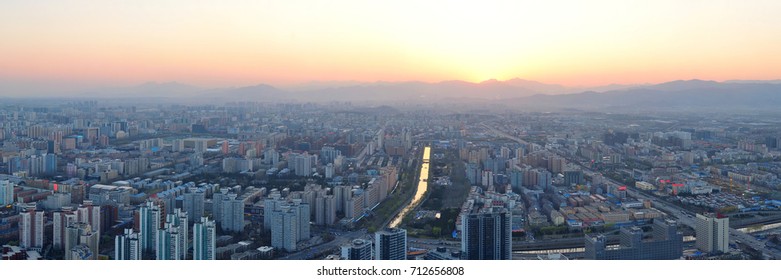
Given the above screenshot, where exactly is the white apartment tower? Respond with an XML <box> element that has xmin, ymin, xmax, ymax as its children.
<box><xmin>696</xmin><ymin>213</ymin><xmax>729</xmax><ymax>254</ymax></box>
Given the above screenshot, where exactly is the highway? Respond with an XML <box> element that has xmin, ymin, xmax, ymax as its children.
<box><xmin>599</xmin><ymin>171</ymin><xmax>780</xmax><ymax>259</ymax></box>
<box><xmin>407</xmin><ymin>237</ymin><xmax>460</xmax><ymax>251</ymax></box>
<box><xmin>483</xmin><ymin>122</ymin><xmax>781</xmax><ymax>259</ymax></box>
<box><xmin>278</xmin><ymin>229</ymin><xmax>370</xmax><ymax>260</ymax></box>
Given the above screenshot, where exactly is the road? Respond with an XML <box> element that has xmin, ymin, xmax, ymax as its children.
<box><xmin>605</xmin><ymin>171</ymin><xmax>780</xmax><ymax>259</ymax></box>
<box><xmin>278</xmin><ymin>230</ymin><xmax>370</xmax><ymax>260</ymax></box>
<box><xmin>407</xmin><ymin>237</ymin><xmax>460</xmax><ymax>252</ymax></box>
<box><xmin>483</xmin><ymin>122</ymin><xmax>781</xmax><ymax>259</ymax></box>
<box><xmin>482</xmin><ymin>123</ymin><xmax>530</xmax><ymax>146</ymax></box>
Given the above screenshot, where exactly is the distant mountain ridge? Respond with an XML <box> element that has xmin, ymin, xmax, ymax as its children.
<box><xmin>199</xmin><ymin>78</ymin><xmax>642</xmax><ymax>102</ymax></box>
<box><xmin>3</xmin><ymin>78</ymin><xmax>781</xmax><ymax>110</ymax></box>
<box><xmin>516</xmin><ymin>79</ymin><xmax>781</xmax><ymax>110</ymax></box>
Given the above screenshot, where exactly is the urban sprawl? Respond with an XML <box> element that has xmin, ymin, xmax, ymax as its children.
<box><xmin>1</xmin><ymin>101</ymin><xmax>781</xmax><ymax>260</ymax></box>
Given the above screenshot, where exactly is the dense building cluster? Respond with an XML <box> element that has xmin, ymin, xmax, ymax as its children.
<box><xmin>1</xmin><ymin>102</ymin><xmax>780</xmax><ymax>260</ymax></box>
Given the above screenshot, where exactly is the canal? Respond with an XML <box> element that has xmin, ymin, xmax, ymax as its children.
<box><xmin>389</xmin><ymin>146</ymin><xmax>431</xmax><ymax>228</ymax></box>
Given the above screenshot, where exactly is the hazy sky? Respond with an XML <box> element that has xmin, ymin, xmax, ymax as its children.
<box><xmin>1</xmin><ymin>0</ymin><xmax>780</xmax><ymax>89</ymax></box>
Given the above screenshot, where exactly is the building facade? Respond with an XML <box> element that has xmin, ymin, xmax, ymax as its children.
<box><xmin>53</xmin><ymin>207</ymin><xmax>77</xmax><ymax>250</ymax></box>
<box><xmin>696</xmin><ymin>213</ymin><xmax>729</xmax><ymax>254</ymax></box>
<box><xmin>115</xmin><ymin>228</ymin><xmax>142</xmax><ymax>260</ymax></box>
<box><xmin>138</xmin><ymin>201</ymin><xmax>163</xmax><ymax>252</ymax></box>
<box><xmin>19</xmin><ymin>206</ymin><xmax>44</xmax><ymax>250</ymax></box>
<box><xmin>193</xmin><ymin>217</ymin><xmax>216</xmax><ymax>260</ymax></box>
<box><xmin>0</xmin><ymin>180</ymin><xmax>14</xmax><ymax>205</ymax></box>
<box><xmin>65</xmin><ymin>223</ymin><xmax>99</xmax><ymax>260</ymax></box>
<box><xmin>375</xmin><ymin>228</ymin><xmax>407</xmax><ymax>260</ymax></box>
<box><xmin>341</xmin><ymin>239</ymin><xmax>372</xmax><ymax>260</ymax></box>
<box><xmin>584</xmin><ymin>219</ymin><xmax>683</xmax><ymax>260</ymax></box>
<box><xmin>460</xmin><ymin>208</ymin><xmax>512</xmax><ymax>260</ymax></box>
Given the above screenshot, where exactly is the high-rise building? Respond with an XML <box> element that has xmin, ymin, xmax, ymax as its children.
<box><xmin>183</xmin><ymin>188</ymin><xmax>205</xmax><ymax>220</ymax></box>
<box><xmin>154</xmin><ymin>208</ymin><xmax>188</xmax><ymax>260</ymax></box>
<box><xmin>320</xmin><ymin>146</ymin><xmax>341</xmax><ymax>164</ymax></box>
<box><xmin>270</xmin><ymin>207</ymin><xmax>298</xmax><ymax>252</ymax></box>
<box><xmin>221</xmin><ymin>140</ymin><xmax>229</xmax><ymax>154</ymax></box>
<box><xmin>219</xmin><ymin>193</ymin><xmax>244</xmax><ymax>233</ymax></box>
<box><xmin>53</xmin><ymin>207</ymin><xmax>77</xmax><ymax>250</ymax></box>
<box><xmin>509</xmin><ymin>169</ymin><xmax>523</xmax><ymax>192</ymax></box>
<box><xmin>76</xmin><ymin>200</ymin><xmax>101</xmax><ymax>236</ymax></box>
<box><xmin>377</xmin><ymin>129</ymin><xmax>385</xmax><ymax>153</ymax></box>
<box><xmin>212</xmin><ymin>188</ymin><xmax>228</xmax><ymax>225</ymax></box>
<box><xmin>333</xmin><ymin>185</ymin><xmax>352</xmax><ymax>214</ymax></box>
<box><xmin>156</xmin><ymin>223</ymin><xmax>183</xmax><ymax>260</ymax></box>
<box><xmin>42</xmin><ymin>192</ymin><xmax>71</xmax><ymax>210</ymax></box>
<box><xmin>221</xmin><ymin>157</ymin><xmax>254</xmax><ymax>173</ymax></box>
<box><xmin>263</xmin><ymin>149</ymin><xmax>279</xmax><ymax>165</ymax></box>
<box><xmin>29</xmin><ymin>155</ymin><xmax>44</xmax><ymax>176</ymax></box>
<box><xmin>115</xmin><ymin>228</ymin><xmax>141</xmax><ymax>260</ymax></box>
<box><xmin>65</xmin><ymin>223</ymin><xmax>99</xmax><ymax>260</ymax></box>
<box><xmin>461</xmin><ymin>208</ymin><xmax>512</xmax><ymax>260</ymax></box>
<box><xmin>193</xmin><ymin>217</ymin><xmax>216</xmax><ymax>260</ymax></box>
<box><xmin>44</xmin><ymin>153</ymin><xmax>57</xmax><ymax>175</ymax></box>
<box><xmin>138</xmin><ymin>201</ymin><xmax>163</xmax><ymax>252</ymax></box>
<box><xmin>314</xmin><ymin>196</ymin><xmax>326</xmax><ymax>225</ymax></box>
<box><xmin>194</xmin><ymin>139</ymin><xmax>208</xmax><ymax>153</ymax></box>
<box><xmin>481</xmin><ymin>170</ymin><xmax>493</xmax><ymax>187</ymax></box>
<box><xmin>269</xmin><ymin>198</ymin><xmax>310</xmax><ymax>252</ymax></box>
<box><xmin>138</xmin><ymin>157</ymin><xmax>150</xmax><ymax>174</ymax></box>
<box><xmin>696</xmin><ymin>213</ymin><xmax>729</xmax><ymax>254</ymax></box>
<box><xmin>324</xmin><ymin>195</ymin><xmax>337</xmax><ymax>226</ymax></box>
<box><xmin>294</xmin><ymin>200</ymin><xmax>311</xmax><ymax>241</ymax></box>
<box><xmin>342</xmin><ymin>239</ymin><xmax>372</xmax><ymax>260</ymax></box>
<box><xmin>0</xmin><ymin>180</ymin><xmax>15</xmax><ymax>205</ymax></box>
<box><xmin>346</xmin><ymin>194</ymin><xmax>364</xmax><ymax>220</ymax></box>
<box><xmin>564</xmin><ymin>170</ymin><xmax>584</xmax><ymax>186</ymax></box>
<box><xmin>325</xmin><ymin>163</ymin><xmax>335</xmax><ymax>179</ymax></box>
<box><xmin>547</xmin><ymin>156</ymin><xmax>565</xmax><ymax>174</ymax></box>
<box><xmin>584</xmin><ymin>219</ymin><xmax>683</xmax><ymax>260</ymax></box>
<box><xmin>172</xmin><ymin>139</ymin><xmax>185</xmax><ymax>152</ymax></box>
<box><xmin>263</xmin><ymin>194</ymin><xmax>282</xmax><ymax>230</ymax></box>
<box><xmin>293</xmin><ymin>153</ymin><xmax>315</xmax><ymax>177</ymax></box>
<box><xmin>535</xmin><ymin>169</ymin><xmax>552</xmax><ymax>189</ymax></box>
<box><xmin>500</xmin><ymin>146</ymin><xmax>511</xmax><ymax>159</ymax></box>
<box><xmin>341</xmin><ymin>239</ymin><xmax>373</xmax><ymax>260</ymax></box>
<box><xmin>19</xmin><ymin>206</ymin><xmax>45</xmax><ymax>250</ymax></box>
<box><xmin>375</xmin><ymin>228</ymin><xmax>407</xmax><ymax>260</ymax></box>
<box><xmin>334</xmin><ymin>155</ymin><xmax>345</xmax><ymax>170</ymax></box>
<box><xmin>171</xmin><ymin>208</ymin><xmax>189</xmax><ymax>259</ymax></box>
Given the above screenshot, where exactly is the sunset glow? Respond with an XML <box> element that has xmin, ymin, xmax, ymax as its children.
<box><xmin>1</xmin><ymin>0</ymin><xmax>780</xmax><ymax>89</ymax></box>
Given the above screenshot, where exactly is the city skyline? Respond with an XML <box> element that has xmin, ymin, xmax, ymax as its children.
<box><xmin>3</xmin><ymin>1</ymin><xmax>781</xmax><ymax>268</ymax></box>
<box><xmin>2</xmin><ymin>1</ymin><xmax>781</xmax><ymax>93</ymax></box>
<box><xmin>2</xmin><ymin>95</ymin><xmax>781</xmax><ymax>262</ymax></box>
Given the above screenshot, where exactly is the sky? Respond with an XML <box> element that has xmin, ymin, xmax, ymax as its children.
<box><xmin>1</xmin><ymin>0</ymin><xmax>781</xmax><ymax>92</ymax></box>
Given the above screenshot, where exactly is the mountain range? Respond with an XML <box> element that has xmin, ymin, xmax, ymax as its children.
<box><xmin>515</xmin><ymin>79</ymin><xmax>781</xmax><ymax>110</ymax></box>
<box><xmin>3</xmin><ymin>78</ymin><xmax>781</xmax><ymax>110</ymax></box>
<box><xmin>69</xmin><ymin>78</ymin><xmax>643</xmax><ymax>102</ymax></box>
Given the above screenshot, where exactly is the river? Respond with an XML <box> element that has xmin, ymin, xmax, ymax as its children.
<box><xmin>389</xmin><ymin>146</ymin><xmax>431</xmax><ymax>228</ymax></box>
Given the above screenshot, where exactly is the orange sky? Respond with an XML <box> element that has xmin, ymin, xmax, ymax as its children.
<box><xmin>1</xmin><ymin>1</ymin><xmax>781</xmax><ymax>90</ymax></box>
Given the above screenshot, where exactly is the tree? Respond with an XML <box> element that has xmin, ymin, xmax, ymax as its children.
<box><xmin>719</xmin><ymin>205</ymin><xmax>738</xmax><ymax>214</ymax></box>
<box><xmin>432</xmin><ymin>227</ymin><xmax>442</xmax><ymax>237</ymax></box>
